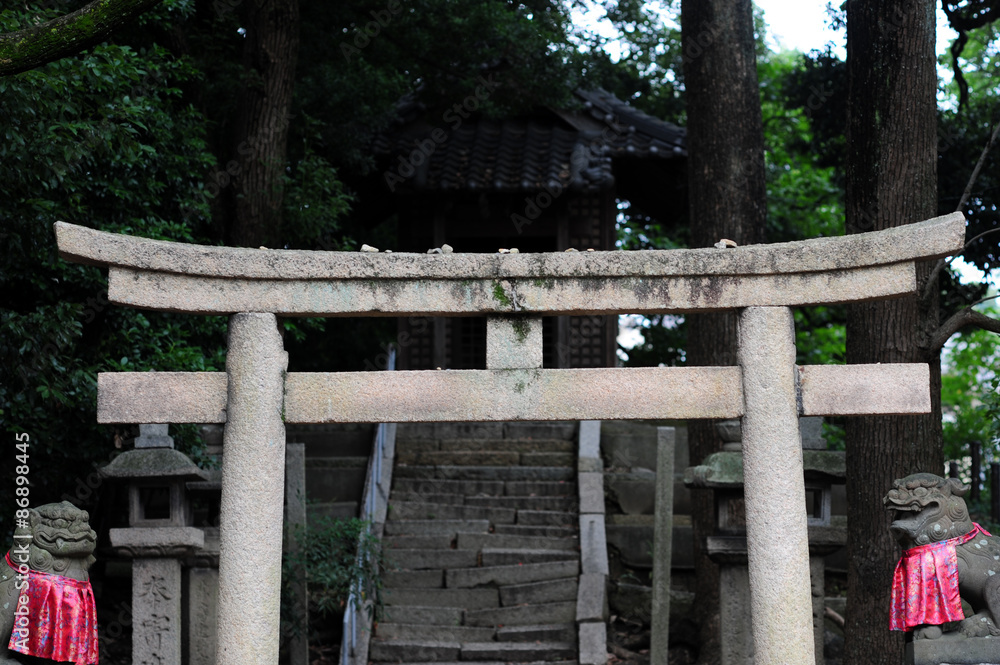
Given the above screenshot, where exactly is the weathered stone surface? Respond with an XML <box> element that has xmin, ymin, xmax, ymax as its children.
<box><xmin>494</xmin><ymin>524</ymin><xmax>577</xmax><ymax>538</ymax></box>
<box><xmin>799</xmin><ymin>363</ymin><xmax>931</xmax><ymax>415</ymax></box>
<box><xmin>109</xmin><ymin>526</ymin><xmax>204</xmax><ymax>550</ymax></box>
<box><xmin>135</xmin><ymin>423</ymin><xmax>174</xmax><ymax>448</ymax></box>
<box><xmin>98</xmin><ymin>372</ymin><xmax>226</xmax><ymax>423</ymax></box>
<box><xmin>384</xmin><ymin>587</ymin><xmax>499</xmax><ymax>609</ymax></box>
<box><xmin>385</xmin><ymin>535</ymin><xmax>455</xmax><ymax>550</ymax></box>
<box><xmin>481</xmin><ymin>548</ymin><xmax>577</xmax><ymax>567</ymax></box>
<box><xmin>389</xmin><ymin>501</ymin><xmax>516</xmax><ymax>524</ymax></box>
<box><xmin>396</xmin><ymin>465</ymin><xmax>574</xmax><ymax>481</ymax></box>
<box><xmin>383</xmin><ymin>569</ymin><xmax>445</xmax><ymax>588</ymax></box>
<box><xmin>383</xmin><ymin>519</ymin><xmax>490</xmax><ymax>536</ymax></box>
<box><xmin>369</xmin><ymin>639</ymin><xmax>460</xmax><ymax>662</ymax></box>
<box><xmin>465</xmin><ymin>495</ymin><xmax>575</xmax><ymax>511</ymax></box>
<box><xmin>578</xmin><ymin>420</ymin><xmax>601</xmax><ymax>460</ymax></box>
<box><xmin>375</xmin><ymin>623</ymin><xmax>494</xmax><ymax>642</ymax></box>
<box><xmin>605</xmin><ymin>470</ymin><xmax>656</xmax><ymax>514</ymax></box>
<box><xmin>738</xmin><ymin>307</ymin><xmax>815</xmax><ymax>665</ymax></box>
<box><xmin>216</xmin><ymin>313</ymin><xmax>288</xmax><ymax>665</ymax></box>
<box><xmin>55</xmin><ymin>213</ymin><xmax>964</xmax><ymax>280</ymax></box>
<box><xmin>517</xmin><ymin>510</ymin><xmax>577</xmax><ymax>526</ymax></box>
<box><xmin>905</xmin><ymin>637</ymin><xmax>1000</xmax><ymax>665</ymax></box>
<box><xmin>576</xmin><ymin>573</ymin><xmax>608</xmax><ymax>623</ymax></box>
<box><xmin>497</xmin><ymin>623</ymin><xmax>577</xmax><ymax>643</ymax></box>
<box><xmin>397</xmin><ymin>450</ymin><xmax>520</xmax><ymax>466</ymax></box>
<box><xmin>387</xmin><ymin>549</ymin><xmax>479</xmax><ymax>570</ymax></box>
<box><xmin>464</xmin><ymin>601</ymin><xmax>577</xmax><ymax>627</ymax></box>
<box><xmin>187</xmin><ymin>567</ymin><xmax>218</xmax><ymax>665</ymax></box>
<box><xmin>580</xmin><ymin>515</ymin><xmax>609</xmax><ymax>575</ymax></box>
<box><xmin>500</xmin><ymin>577</ymin><xmax>579</xmax><ymax>606</ymax></box>
<box><xmin>381</xmin><ymin>605</ymin><xmax>464</xmax><ymax>625</ymax></box>
<box><xmin>394</xmin><ymin>478</ymin><xmax>505</xmax><ymax>496</ymax></box>
<box><xmin>651</xmin><ymin>426</ymin><xmax>675</xmax><ymax>665</ymax></box>
<box><xmin>100</xmin><ymin>447</ymin><xmax>210</xmax><ymax>480</ymax></box>
<box><xmin>456</xmin><ymin>533</ymin><xmax>578</xmax><ymax>552</ymax></box>
<box><xmin>461</xmin><ymin>641</ymin><xmax>576</xmax><ymax>662</ymax></box>
<box><xmin>521</xmin><ymin>451</ymin><xmax>576</xmax><ymax>467</ymax></box>
<box><xmin>446</xmin><ymin>560</ymin><xmax>579</xmax><ymax>588</ymax></box>
<box><xmin>439</xmin><ymin>438</ymin><xmax>574</xmax><ymax>453</ymax></box>
<box><xmin>578</xmin><ymin>622</ymin><xmax>607</xmax><ymax>665</ymax></box>
<box><xmin>133</xmin><ymin>558</ymin><xmax>182</xmax><ymax>665</ymax></box>
<box><xmin>487</xmin><ymin>316</ymin><xmax>543</xmax><ymax>369</ymax></box>
<box><xmin>505</xmin><ymin>480</ymin><xmax>575</xmax><ymax>496</ymax></box>
<box><xmin>284</xmin><ymin>367</ymin><xmax>743</xmax><ymax>423</ymax></box>
<box><xmin>578</xmin><ymin>473</ymin><xmax>605</xmax><ymax>515</ymax></box>
<box><xmin>391</xmin><ymin>491</ymin><xmax>467</xmax><ymax>506</ymax></box>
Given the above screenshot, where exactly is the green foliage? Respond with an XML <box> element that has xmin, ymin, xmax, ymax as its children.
<box><xmin>942</xmin><ymin>309</ymin><xmax>1000</xmax><ymax>463</ymax></box>
<box><xmin>0</xmin><ymin>5</ymin><xmax>224</xmax><ymax>533</ymax></box>
<box><xmin>282</xmin><ymin>517</ymin><xmax>386</xmax><ymax>628</ymax></box>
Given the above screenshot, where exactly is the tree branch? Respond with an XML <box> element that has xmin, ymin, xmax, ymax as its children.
<box><xmin>921</xmin><ymin>120</ymin><xmax>1000</xmax><ymax>304</ymax></box>
<box><xmin>0</xmin><ymin>0</ymin><xmax>163</xmax><ymax>77</ymax></box>
<box><xmin>930</xmin><ymin>308</ymin><xmax>1000</xmax><ymax>352</ymax></box>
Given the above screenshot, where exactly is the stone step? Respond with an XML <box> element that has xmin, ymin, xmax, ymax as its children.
<box><xmin>376</xmin><ymin>623</ymin><xmax>495</xmax><ymax>643</ymax></box>
<box><xmin>504</xmin><ymin>480</ymin><xmax>576</xmax><ymax>497</ymax></box>
<box><xmin>455</xmin><ymin>533</ymin><xmax>579</xmax><ymax>552</ymax></box>
<box><xmin>397</xmin><ymin>451</ymin><xmax>521</xmax><ymax>466</ymax></box>
<box><xmin>384</xmin><ymin>520</ymin><xmax>491</xmax><ymax>536</ymax></box>
<box><xmin>384</xmin><ymin>587</ymin><xmax>499</xmax><ymax>609</ymax></box>
<box><xmin>369</xmin><ymin>639</ymin><xmax>459</xmax><ymax>662</ymax></box>
<box><xmin>497</xmin><ymin>623</ymin><xmax>577</xmax><ymax>643</ymax></box>
<box><xmin>461</xmin><ymin>641</ymin><xmax>576</xmax><ymax>662</ymax></box>
<box><xmin>499</xmin><ymin>578</ymin><xmax>578</xmax><ymax>606</ymax></box>
<box><xmin>391</xmin><ymin>491</ymin><xmax>467</xmax><ymax>506</ymax></box>
<box><xmin>380</xmin><ymin>605</ymin><xmax>464</xmax><ymax>625</ymax></box>
<box><xmin>481</xmin><ymin>548</ymin><xmax>579</xmax><ymax>567</ymax></box>
<box><xmin>437</xmin><ymin>438</ymin><xmax>574</xmax><ymax>453</ymax></box>
<box><xmin>446</xmin><ymin>560</ymin><xmax>579</xmax><ymax>589</ymax></box>
<box><xmin>465</xmin><ymin>495</ymin><xmax>576</xmax><ymax>511</ymax></box>
<box><xmin>304</xmin><ymin>458</ymin><xmax>367</xmax><ymax>503</ymax></box>
<box><xmin>388</xmin><ymin>549</ymin><xmax>478</xmax><ymax>570</ymax></box>
<box><xmin>493</xmin><ymin>524</ymin><xmax>578</xmax><ymax>539</ymax></box>
<box><xmin>383</xmin><ymin>569</ymin><xmax>444</xmax><ymax>589</ymax></box>
<box><xmin>396</xmin><ymin>466</ymin><xmax>574</xmax><ymax>481</ymax></box>
<box><xmin>464</xmin><ymin>601</ymin><xmax>577</xmax><ymax>627</ymax></box>
<box><xmin>389</xmin><ymin>502</ymin><xmax>516</xmax><ymax>524</ymax></box>
<box><xmin>305</xmin><ymin>501</ymin><xmax>358</xmax><ymax>520</ymax></box>
<box><xmin>384</xmin><ymin>535</ymin><xmax>454</xmax><ymax>550</ymax></box>
<box><xmin>517</xmin><ymin>510</ymin><xmax>577</xmax><ymax>526</ymax></box>
<box><xmin>520</xmin><ymin>452</ymin><xmax>576</xmax><ymax>467</ymax></box>
<box><xmin>394</xmin><ymin>478</ymin><xmax>505</xmax><ymax>496</ymax></box>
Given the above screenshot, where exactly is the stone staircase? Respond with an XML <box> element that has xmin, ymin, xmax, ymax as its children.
<box><xmin>369</xmin><ymin>425</ymin><xmax>583</xmax><ymax>664</ymax></box>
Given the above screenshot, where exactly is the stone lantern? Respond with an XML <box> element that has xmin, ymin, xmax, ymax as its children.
<box><xmin>684</xmin><ymin>417</ymin><xmax>845</xmax><ymax>665</ymax></box>
<box><xmin>101</xmin><ymin>424</ymin><xmax>208</xmax><ymax>665</ymax></box>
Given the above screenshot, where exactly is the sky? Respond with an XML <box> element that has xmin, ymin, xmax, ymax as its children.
<box><xmin>608</xmin><ymin>2</ymin><xmax>994</xmax><ymax>352</ymax></box>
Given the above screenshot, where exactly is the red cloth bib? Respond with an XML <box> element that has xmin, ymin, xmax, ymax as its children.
<box><xmin>890</xmin><ymin>522</ymin><xmax>989</xmax><ymax>631</ymax></box>
<box><xmin>5</xmin><ymin>551</ymin><xmax>99</xmax><ymax>664</ymax></box>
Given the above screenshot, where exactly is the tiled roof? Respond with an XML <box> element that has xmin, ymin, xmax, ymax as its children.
<box><xmin>374</xmin><ymin>89</ymin><xmax>686</xmax><ymax>193</ymax></box>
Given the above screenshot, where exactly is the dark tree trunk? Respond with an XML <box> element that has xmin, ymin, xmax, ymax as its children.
<box><xmin>843</xmin><ymin>1</ymin><xmax>940</xmax><ymax>663</ymax></box>
<box><xmin>681</xmin><ymin>1</ymin><xmax>766</xmax><ymax>662</ymax></box>
<box><xmin>224</xmin><ymin>0</ymin><xmax>300</xmax><ymax>248</ymax></box>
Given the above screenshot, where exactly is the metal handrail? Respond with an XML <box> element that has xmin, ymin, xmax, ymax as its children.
<box><xmin>342</xmin><ymin>346</ymin><xmax>396</xmax><ymax>665</ymax></box>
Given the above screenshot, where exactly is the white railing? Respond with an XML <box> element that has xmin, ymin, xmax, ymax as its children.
<box><xmin>342</xmin><ymin>346</ymin><xmax>396</xmax><ymax>665</ymax></box>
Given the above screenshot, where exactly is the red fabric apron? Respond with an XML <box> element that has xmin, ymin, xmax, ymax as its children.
<box><xmin>5</xmin><ymin>551</ymin><xmax>99</xmax><ymax>663</ymax></box>
<box><xmin>890</xmin><ymin>522</ymin><xmax>990</xmax><ymax>631</ymax></box>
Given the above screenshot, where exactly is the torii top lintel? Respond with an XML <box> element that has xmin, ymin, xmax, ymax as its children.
<box><xmin>53</xmin><ymin>212</ymin><xmax>965</xmax><ymax>317</ymax></box>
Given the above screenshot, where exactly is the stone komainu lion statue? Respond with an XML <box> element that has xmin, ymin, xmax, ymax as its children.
<box><xmin>885</xmin><ymin>473</ymin><xmax>1000</xmax><ymax>640</ymax></box>
<box><xmin>0</xmin><ymin>501</ymin><xmax>98</xmax><ymax>664</ymax></box>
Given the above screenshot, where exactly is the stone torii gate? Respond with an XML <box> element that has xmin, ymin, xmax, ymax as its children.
<box><xmin>55</xmin><ymin>212</ymin><xmax>965</xmax><ymax>665</ymax></box>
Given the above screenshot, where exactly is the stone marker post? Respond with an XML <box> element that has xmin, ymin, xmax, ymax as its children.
<box><xmin>284</xmin><ymin>443</ymin><xmax>308</xmax><ymax>665</ymax></box>
<box><xmin>651</xmin><ymin>426</ymin><xmax>675</xmax><ymax>665</ymax></box>
<box><xmin>217</xmin><ymin>314</ymin><xmax>288</xmax><ymax>665</ymax></box>
<box><xmin>738</xmin><ymin>307</ymin><xmax>815</xmax><ymax>665</ymax></box>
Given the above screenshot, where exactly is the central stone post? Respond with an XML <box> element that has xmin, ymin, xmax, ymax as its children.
<box><xmin>217</xmin><ymin>313</ymin><xmax>288</xmax><ymax>665</ymax></box>
<box><xmin>738</xmin><ymin>307</ymin><xmax>815</xmax><ymax>665</ymax></box>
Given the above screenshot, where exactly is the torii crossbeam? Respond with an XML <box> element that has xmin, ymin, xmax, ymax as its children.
<box><xmin>55</xmin><ymin>212</ymin><xmax>966</xmax><ymax>665</ymax></box>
